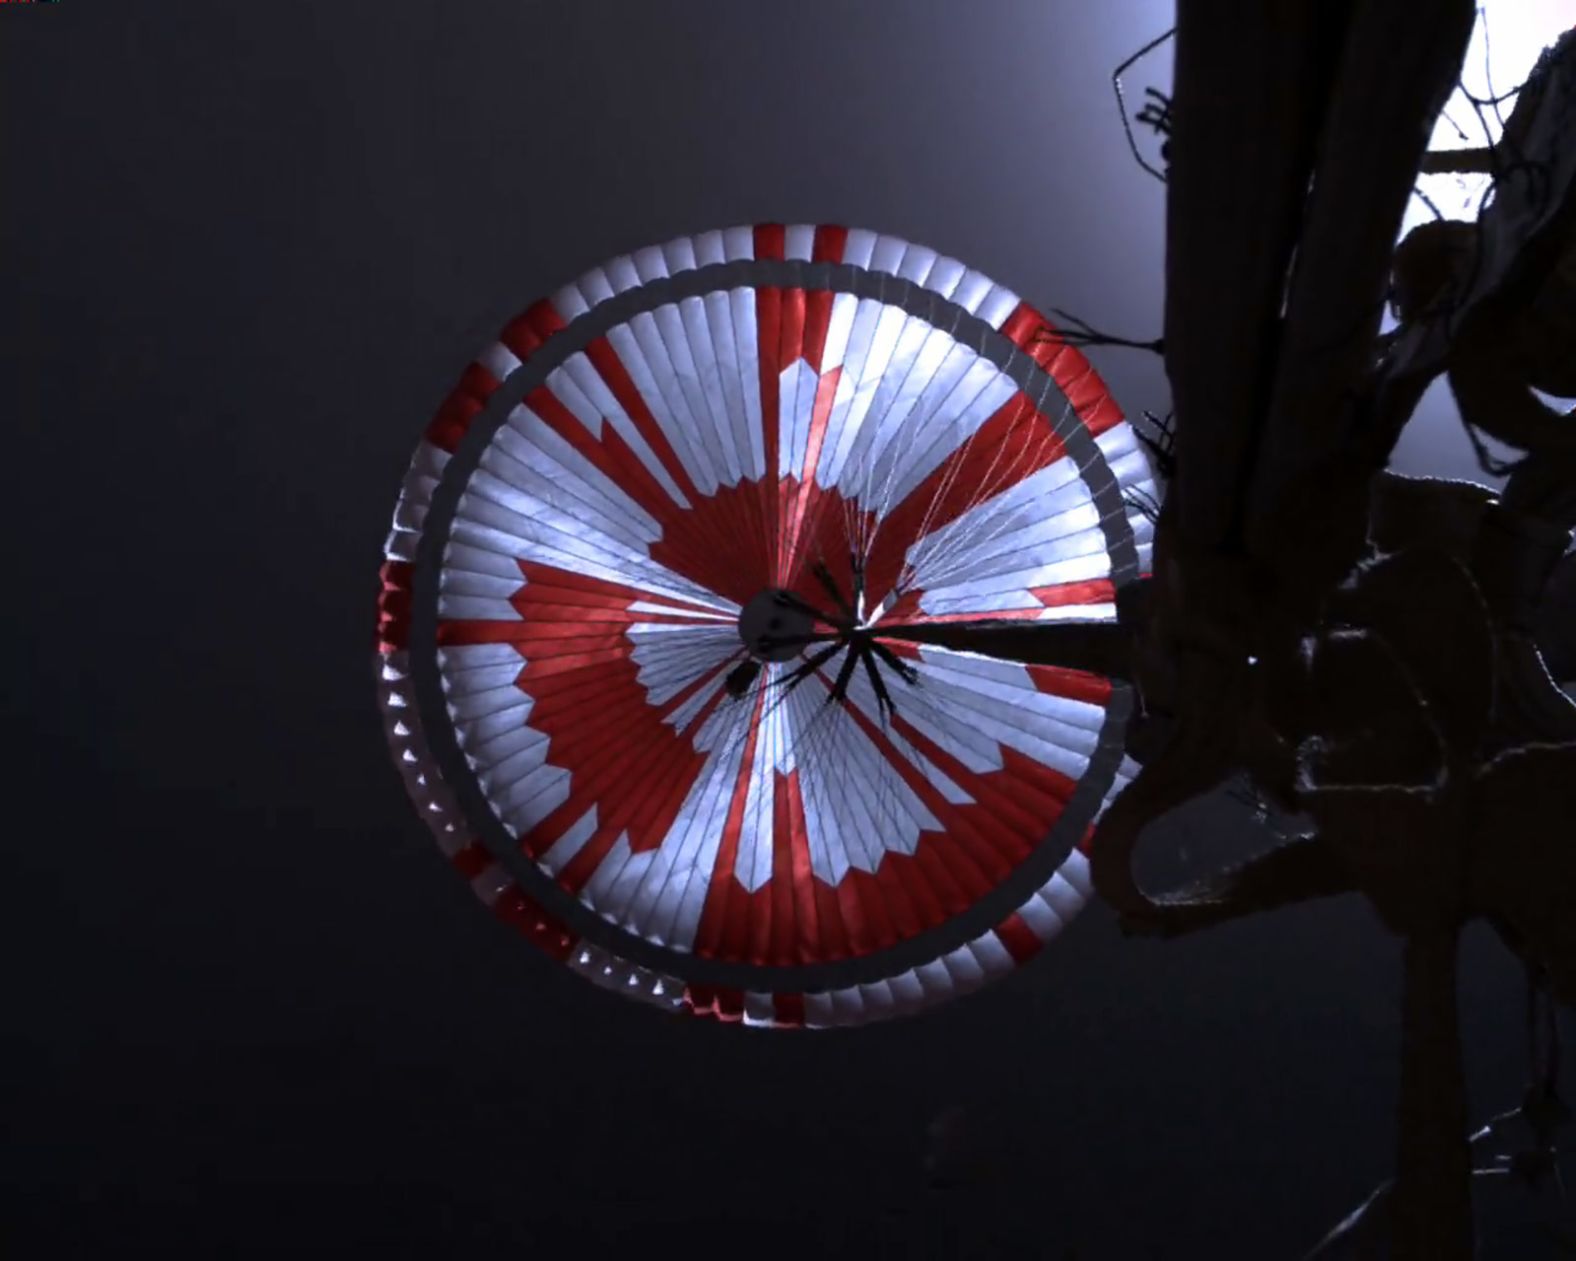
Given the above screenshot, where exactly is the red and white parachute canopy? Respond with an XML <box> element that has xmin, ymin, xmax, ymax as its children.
<box><xmin>375</xmin><ymin>225</ymin><xmax>1154</xmax><ymax>1027</ymax></box>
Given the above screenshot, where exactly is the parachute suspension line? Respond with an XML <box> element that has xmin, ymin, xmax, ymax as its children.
<box><xmin>1112</xmin><ymin>26</ymin><xmax>1176</xmax><ymax>185</ymax></box>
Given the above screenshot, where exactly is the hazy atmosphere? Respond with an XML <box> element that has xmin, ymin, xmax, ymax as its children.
<box><xmin>4</xmin><ymin>3</ymin><xmax>1570</xmax><ymax>1257</ymax></box>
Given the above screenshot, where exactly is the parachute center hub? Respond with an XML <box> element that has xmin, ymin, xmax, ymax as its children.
<box><xmin>738</xmin><ymin>589</ymin><xmax>815</xmax><ymax>662</ymax></box>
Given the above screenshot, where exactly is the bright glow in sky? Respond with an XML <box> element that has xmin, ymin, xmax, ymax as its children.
<box><xmin>1397</xmin><ymin>0</ymin><xmax>1576</xmax><ymax>241</ymax></box>
<box><xmin>1383</xmin><ymin>0</ymin><xmax>1573</xmax><ymax>487</ymax></box>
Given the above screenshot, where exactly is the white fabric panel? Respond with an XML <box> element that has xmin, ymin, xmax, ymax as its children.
<box><xmin>939</xmin><ymin>941</ymin><xmax>988</xmax><ymax>991</ymax></box>
<box><xmin>835</xmin><ymin>676</ymin><xmax>975</xmax><ymax>806</ymax></box>
<box><xmin>462</xmin><ymin>722</ymin><xmax>545</xmax><ymax>771</ymax></box>
<box><xmin>975</xmin><ymin>283</ymin><xmax>1022</xmax><ymax>330</ymax></box>
<box><xmin>802</xmin><ymin>990</ymin><xmax>837</xmax><ymax>1028</ymax></box>
<box><xmin>841</xmin><ymin>227</ymin><xmax>878</xmax><ymax>269</ymax></box>
<box><xmin>870</xmin><ymin>233</ymin><xmax>908</xmax><ymax>276</ymax></box>
<box><xmin>723</xmin><ymin>288</ymin><xmax>765</xmax><ymax>480</ymax></box>
<box><xmin>446</xmin><ymin>683</ymin><xmax>534</xmax><ymax>722</ymax></box>
<box><xmin>438</xmin><ymin>573</ymin><xmax>523</xmax><ymax>608</ymax></box>
<box><xmin>383</xmin><ymin>528</ymin><xmax>422</xmax><ymax>564</ymax></box>
<box><xmin>463</xmin><ymin>464</ymin><xmax>652</xmax><ymax>570</ymax></box>
<box><xmin>451</xmin><ymin>701</ymin><xmax>533</xmax><ymax>749</ymax></box>
<box><xmin>966</xmin><ymin>931</ymin><xmax>1015</xmax><ymax>979</ymax></box>
<box><xmin>721</xmin><ymin>225</ymin><xmax>754</xmax><ymax>261</ymax></box>
<box><xmin>686</xmin><ymin>293</ymin><xmax>746</xmax><ymax>487</ymax></box>
<box><xmin>605</xmin><ymin>253</ymin><xmax>642</xmax><ymax>294</ymax></box>
<box><xmin>442</xmin><ymin>542</ymin><xmax>528</xmax><ymax>582</ymax></box>
<box><xmin>863</xmin><ymin>328</ymin><xmax>973</xmax><ymax>508</ymax></box>
<box><xmin>853</xmin><ymin>314</ymin><xmax>942</xmax><ymax>493</ymax></box>
<box><xmin>389</xmin><ymin>436</ymin><xmax>449</xmax><ymax>541</ymax></box>
<box><xmin>778</xmin><ymin>359</ymin><xmax>820</xmax><ymax>481</ymax></box>
<box><xmin>1060</xmin><ymin>848</ymin><xmax>1094</xmax><ymax>898</ymax></box>
<box><xmin>476</xmin><ymin>732</ymin><xmax>553</xmax><ymax>797</ymax></box>
<box><xmin>567</xmin><ymin>262</ymin><xmax>616</xmax><ymax>315</ymax></box>
<box><xmin>732</xmin><ymin>695</ymin><xmax>781</xmax><ymax>892</ymax></box>
<box><xmin>889</xmin><ymin>969</ymin><xmax>928</xmax><ymax>1013</ymax></box>
<box><xmin>628</xmin><ymin>623</ymin><xmax>737</xmax><ymax>705</ymax></box>
<box><xmin>914</xmin><ymin>957</ymin><xmax>959</xmax><ymax>1001</ymax></box>
<box><xmin>1016</xmin><ymin>891</ymin><xmax>1069</xmax><ymax>942</ymax></box>
<box><xmin>784</xmin><ymin>222</ymin><xmax>815</xmax><ymax>262</ymax></box>
<box><xmin>856</xmin><ymin>980</ymin><xmax>899</xmax><ymax>1021</ymax></box>
<box><xmin>438</xmin><ymin>566</ymin><xmax>527</xmax><ymax>602</ymax></box>
<box><xmin>627</xmin><ymin>600</ymin><xmax>734</xmax><ymax>620</ymax></box>
<box><xmin>646</xmin><ymin>706</ymin><xmax>757</xmax><ymax>950</ymax></box>
<box><xmin>661</xmin><ymin>300</ymin><xmax>742</xmax><ymax>486</ymax></box>
<box><xmin>951</xmin><ymin>268</ymin><xmax>996</xmax><ymax>317</ymax></box>
<box><xmin>662</xmin><ymin>666</ymin><xmax>731</xmax><ymax>733</ymax></box>
<box><xmin>790</xmin><ymin>668</ymin><xmax>941</xmax><ymax>882</ymax></box>
<box><xmin>552</xmin><ymin>281</ymin><xmax>592</xmax><ymax>324</ymax></box>
<box><xmin>1040</xmin><ymin>871</ymin><xmax>1086</xmax><ymax>923</ymax></box>
<box><xmin>905</xmin><ymin>661</ymin><xmax>1096</xmax><ymax>783</ymax></box>
<box><xmin>488</xmin><ymin>421</ymin><xmax>662</xmax><ymax>545</ymax></box>
<box><xmin>692</xmin><ymin>229</ymin><xmax>727</xmax><ymax>268</ymax></box>
<box><xmin>869</xmin><ymin>356</ymin><xmax>1018</xmax><ymax>507</ymax></box>
<box><xmin>450</xmin><ymin>499</ymin><xmax>726</xmax><ymax>612</ymax></box>
<box><xmin>826</xmin><ymin>986</ymin><xmax>869</xmax><ymax>1026</ymax></box>
<box><xmin>478</xmin><ymin>341</ymin><xmax>522</xmax><ymax>382</ymax></box>
<box><xmin>615</xmin><ymin>316</ymin><xmax>722</xmax><ymax>495</ymax></box>
<box><xmin>437</xmin><ymin>642</ymin><xmax>525</xmax><ymax>673</ymax></box>
<box><xmin>819</xmin><ymin>292</ymin><xmax>859</xmax><ymax>374</ymax></box>
<box><xmin>661</xmin><ymin>233</ymin><xmax>700</xmax><ymax>277</ymax></box>
<box><xmin>632</xmin><ymin>244</ymin><xmax>670</xmax><ymax>285</ymax></box>
<box><xmin>1037</xmin><ymin>601</ymin><xmax>1118</xmax><ymax>621</ymax></box>
<box><xmin>827</xmin><ymin>303</ymin><xmax>913</xmax><ymax>498</ymax></box>
<box><xmin>923</xmin><ymin>254</ymin><xmax>967</xmax><ymax>302</ymax></box>
<box><xmin>439</xmin><ymin>657</ymin><xmax>525</xmax><ymax>696</ymax></box>
<box><xmin>905</xmin><ymin>461</ymin><xmax>1091</xmax><ymax>585</ymax></box>
<box><xmin>533</xmin><ymin>365</ymin><xmax>691</xmax><ymax>509</ymax></box>
<box><xmin>500</xmin><ymin>763</ymin><xmax>572</xmax><ymax>838</ymax></box>
<box><xmin>897</xmin><ymin>243</ymin><xmax>938</xmax><ymax>286</ymax></box>
<box><xmin>392</xmin><ymin>478</ymin><xmax>439</xmax><ymax>533</ymax></box>
<box><xmin>817</xmin><ymin>297</ymin><xmax>887</xmax><ymax>487</ymax></box>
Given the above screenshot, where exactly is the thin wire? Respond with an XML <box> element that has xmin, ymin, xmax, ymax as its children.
<box><xmin>1113</xmin><ymin>26</ymin><xmax>1176</xmax><ymax>184</ymax></box>
<box><xmin>1039</xmin><ymin>308</ymin><xmax>1164</xmax><ymax>356</ymax></box>
<box><xmin>908</xmin><ymin>348</ymin><xmax>1078</xmax><ymax>593</ymax></box>
<box><xmin>1412</xmin><ymin>185</ymin><xmax>1448</xmax><ymax>223</ymax></box>
<box><xmin>889</xmin><ymin>391</ymin><xmax>1057</xmax><ymax>604</ymax></box>
<box><xmin>785</xmin><ymin>311</ymin><xmax>1095</xmax><ymax>912</ymax></box>
<box><xmin>886</xmin><ymin>314</ymin><xmax>1087</xmax><ymax>593</ymax></box>
<box><xmin>1479</xmin><ymin>5</ymin><xmax>1510</xmax><ymax>135</ymax></box>
<box><xmin>886</xmin><ymin>305</ymin><xmax>1062</xmax><ymax>583</ymax></box>
<box><xmin>889</xmin><ymin>381</ymin><xmax>1046</xmax><ymax>600</ymax></box>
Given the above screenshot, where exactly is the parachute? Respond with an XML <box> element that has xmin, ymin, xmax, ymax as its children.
<box><xmin>374</xmin><ymin>225</ymin><xmax>1156</xmax><ymax>1026</ymax></box>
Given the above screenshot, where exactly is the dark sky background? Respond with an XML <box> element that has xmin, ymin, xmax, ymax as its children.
<box><xmin>3</xmin><ymin>3</ymin><xmax>1564</xmax><ymax>1258</ymax></box>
